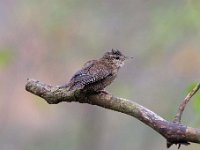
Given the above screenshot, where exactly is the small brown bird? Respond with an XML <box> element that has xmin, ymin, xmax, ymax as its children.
<box><xmin>67</xmin><ymin>49</ymin><xmax>129</xmax><ymax>93</ymax></box>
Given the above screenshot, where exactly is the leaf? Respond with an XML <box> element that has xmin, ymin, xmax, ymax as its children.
<box><xmin>0</xmin><ymin>49</ymin><xmax>13</xmax><ymax>68</ymax></box>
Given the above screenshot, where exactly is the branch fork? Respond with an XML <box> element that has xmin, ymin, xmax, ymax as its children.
<box><xmin>25</xmin><ymin>78</ymin><xmax>200</xmax><ymax>149</ymax></box>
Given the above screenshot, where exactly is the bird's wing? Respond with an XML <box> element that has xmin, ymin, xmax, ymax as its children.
<box><xmin>69</xmin><ymin>61</ymin><xmax>111</xmax><ymax>89</ymax></box>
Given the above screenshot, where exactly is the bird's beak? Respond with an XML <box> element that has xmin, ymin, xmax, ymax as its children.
<box><xmin>125</xmin><ymin>56</ymin><xmax>133</xmax><ymax>59</ymax></box>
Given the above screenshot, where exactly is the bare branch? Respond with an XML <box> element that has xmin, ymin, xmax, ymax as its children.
<box><xmin>174</xmin><ymin>83</ymin><xmax>200</xmax><ymax>123</ymax></box>
<box><xmin>25</xmin><ymin>79</ymin><xmax>200</xmax><ymax>148</ymax></box>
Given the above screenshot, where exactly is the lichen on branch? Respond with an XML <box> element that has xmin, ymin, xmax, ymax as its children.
<box><xmin>25</xmin><ymin>78</ymin><xmax>200</xmax><ymax>148</ymax></box>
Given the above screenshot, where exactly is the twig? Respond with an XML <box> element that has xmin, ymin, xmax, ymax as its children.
<box><xmin>166</xmin><ymin>83</ymin><xmax>200</xmax><ymax>148</ymax></box>
<box><xmin>173</xmin><ymin>83</ymin><xmax>200</xmax><ymax>123</ymax></box>
<box><xmin>25</xmin><ymin>79</ymin><xmax>200</xmax><ymax>148</ymax></box>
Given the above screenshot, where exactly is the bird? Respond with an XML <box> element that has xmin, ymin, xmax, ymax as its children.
<box><xmin>66</xmin><ymin>49</ymin><xmax>129</xmax><ymax>93</ymax></box>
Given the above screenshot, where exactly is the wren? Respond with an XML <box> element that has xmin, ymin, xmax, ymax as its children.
<box><xmin>66</xmin><ymin>49</ymin><xmax>129</xmax><ymax>93</ymax></box>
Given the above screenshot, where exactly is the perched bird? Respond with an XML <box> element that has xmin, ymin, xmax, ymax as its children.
<box><xmin>67</xmin><ymin>49</ymin><xmax>129</xmax><ymax>93</ymax></box>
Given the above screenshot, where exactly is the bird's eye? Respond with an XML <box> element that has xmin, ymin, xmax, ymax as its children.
<box><xmin>115</xmin><ymin>56</ymin><xmax>120</xmax><ymax>60</ymax></box>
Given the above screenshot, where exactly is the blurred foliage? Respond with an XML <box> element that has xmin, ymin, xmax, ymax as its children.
<box><xmin>151</xmin><ymin>1</ymin><xmax>200</xmax><ymax>49</ymax></box>
<box><xmin>0</xmin><ymin>49</ymin><xmax>13</xmax><ymax>68</ymax></box>
<box><xmin>1</xmin><ymin>0</ymin><xmax>200</xmax><ymax>150</ymax></box>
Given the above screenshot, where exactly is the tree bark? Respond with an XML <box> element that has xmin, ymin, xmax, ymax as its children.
<box><xmin>25</xmin><ymin>78</ymin><xmax>200</xmax><ymax>148</ymax></box>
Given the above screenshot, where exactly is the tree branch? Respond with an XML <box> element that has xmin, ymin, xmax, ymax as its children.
<box><xmin>174</xmin><ymin>83</ymin><xmax>200</xmax><ymax>123</ymax></box>
<box><xmin>25</xmin><ymin>78</ymin><xmax>200</xmax><ymax>148</ymax></box>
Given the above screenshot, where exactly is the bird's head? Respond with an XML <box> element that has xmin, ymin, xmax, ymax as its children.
<box><xmin>102</xmin><ymin>49</ymin><xmax>130</xmax><ymax>68</ymax></box>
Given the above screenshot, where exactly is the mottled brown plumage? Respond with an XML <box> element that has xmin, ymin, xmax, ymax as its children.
<box><xmin>67</xmin><ymin>49</ymin><xmax>128</xmax><ymax>92</ymax></box>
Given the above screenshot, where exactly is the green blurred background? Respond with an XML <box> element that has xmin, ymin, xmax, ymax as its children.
<box><xmin>0</xmin><ymin>0</ymin><xmax>200</xmax><ymax>150</ymax></box>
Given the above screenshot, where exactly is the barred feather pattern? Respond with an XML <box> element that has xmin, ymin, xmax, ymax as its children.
<box><xmin>68</xmin><ymin>59</ymin><xmax>117</xmax><ymax>92</ymax></box>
